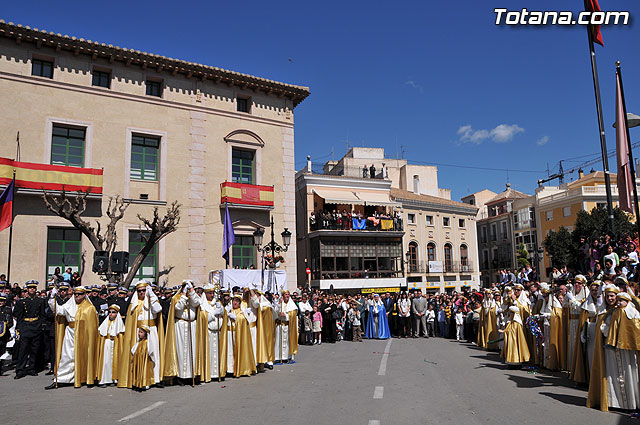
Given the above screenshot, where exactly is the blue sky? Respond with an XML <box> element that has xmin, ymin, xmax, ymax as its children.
<box><xmin>3</xmin><ymin>0</ymin><xmax>639</xmax><ymax>200</ymax></box>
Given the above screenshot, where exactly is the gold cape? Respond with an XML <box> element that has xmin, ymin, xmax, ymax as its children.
<box><xmin>131</xmin><ymin>339</ymin><xmax>155</xmax><ymax>388</ymax></box>
<box><xmin>605</xmin><ymin>307</ymin><xmax>640</xmax><ymax>351</ymax></box>
<box><xmin>516</xmin><ymin>299</ymin><xmax>535</xmax><ymax>361</ymax></box>
<box><xmin>53</xmin><ymin>299</ymin><xmax>99</xmax><ymax>388</ymax></box>
<box><xmin>477</xmin><ymin>306</ymin><xmax>488</xmax><ymax>349</ymax></box>
<box><xmin>230</xmin><ymin>307</ymin><xmax>257</xmax><ymax>377</ymax></box>
<box><xmin>569</xmin><ymin>309</ymin><xmax>592</xmax><ymax>385</ymax></box>
<box><xmin>255</xmin><ymin>304</ymin><xmax>275</xmax><ymax>364</ymax></box>
<box><xmin>287</xmin><ymin>309</ymin><xmax>299</xmax><ymax>356</ymax></box>
<box><xmin>501</xmin><ymin>319</ymin><xmax>530</xmax><ymax>365</ymax></box>
<box><xmin>545</xmin><ymin>306</ymin><xmax>565</xmax><ymax>371</ymax></box>
<box><xmin>586</xmin><ymin>307</ymin><xmax>615</xmax><ymax>412</ymax></box>
<box><xmin>477</xmin><ymin>305</ymin><xmax>499</xmax><ymax>350</ymax></box>
<box><xmin>53</xmin><ymin>302</ymin><xmax>67</xmax><ymax>374</ymax></box>
<box><xmin>96</xmin><ymin>319</ymin><xmax>125</xmax><ymax>383</ymax></box>
<box><xmin>117</xmin><ymin>296</ymin><xmax>165</xmax><ymax>388</ymax></box>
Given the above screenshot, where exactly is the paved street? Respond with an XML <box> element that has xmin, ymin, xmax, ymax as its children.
<box><xmin>0</xmin><ymin>338</ymin><xmax>634</xmax><ymax>425</ymax></box>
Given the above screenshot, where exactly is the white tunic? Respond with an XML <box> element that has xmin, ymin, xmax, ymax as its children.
<box><xmin>174</xmin><ymin>290</ymin><xmax>200</xmax><ymax>379</ymax></box>
<box><xmin>98</xmin><ymin>315</ymin><xmax>125</xmax><ymax>384</ymax></box>
<box><xmin>274</xmin><ymin>298</ymin><xmax>297</xmax><ymax>361</ymax></box>
<box><xmin>200</xmin><ymin>295</ymin><xmax>223</xmax><ymax>379</ymax></box>
<box><xmin>48</xmin><ymin>297</ymin><xmax>79</xmax><ymax>384</ymax></box>
<box><xmin>564</xmin><ymin>287</ymin><xmax>587</xmax><ymax>371</ymax></box>
<box><xmin>601</xmin><ymin>304</ymin><xmax>640</xmax><ymax>410</ymax></box>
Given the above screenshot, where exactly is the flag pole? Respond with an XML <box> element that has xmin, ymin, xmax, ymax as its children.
<box><xmin>616</xmin><ymin>61</ymin><xmax>640</xmax><ymax>238</ymax></box>
<box><xmin>6</xmin><ymin>170</ymin><xmax>15</xmax><ymax>282</ymax></box>
<box><xmin>584</xmin><ymin>0</ymin><xmax>615</xmax><ymax>235</ymax></box>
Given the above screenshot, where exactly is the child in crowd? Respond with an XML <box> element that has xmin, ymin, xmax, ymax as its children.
<box><xmin>130</xmin><ymin>325</ymin><xmax>155</xmax><ymax>392</ymax></box>
<box><xmin>455</xmin><ymin>307</ymin><xmax>464</xmax><ymax>341</ymax></box>
<box><xmin>348</xmin><ymin>302</ymin><xmax>362</xmax><ymax>342</ymax></box>
<box><xmin>304</xmin><ymin>311</ymin><xmax>313</xmax><ymax>345</ymax></box>
<box><xmin>312</xmin><ymin>305</ymin><xmax>323</xmax><ymax>345</ymax></box>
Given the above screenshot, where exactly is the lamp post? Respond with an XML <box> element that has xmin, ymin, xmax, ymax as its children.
<box><xmin>253</xmin><ymin>216</ymin><xmax>291</xmax><ymax>269</ymax></box>
<box><xmin>533</xmin><ymin>246</ymin><xmax>544</xmax><ymax>282</ymax></box>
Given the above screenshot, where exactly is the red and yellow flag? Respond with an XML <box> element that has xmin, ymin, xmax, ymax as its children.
<box><xmin>0</xmin><ymin>157</ymin><xmax>103</xmax><ymax>194</ymax></box>
<box><xmin>220</xmin><ymin>182</ymin><xmax>273</xmax><ymax>207</ymax></box>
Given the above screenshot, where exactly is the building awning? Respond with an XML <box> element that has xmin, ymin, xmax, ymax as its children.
<box><xmin>355</xmin><ymin>191</ymin><xmax>400</xmax><ymax>207</ymax></box>
<box><xmin>312</xmin><ymin>189</ymin><xmax>365</xmax><ymax>205</ymax></box>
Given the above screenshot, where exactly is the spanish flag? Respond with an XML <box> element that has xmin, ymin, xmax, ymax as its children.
<box><xmin>0</xmin><ymin>177</ymin><xmax>14</xmax><ymax>232</ymax></box>
<box><xmin>0</xmin><ymin>157</ymin><xmax>103</xmax><ymax>194</ymax></box>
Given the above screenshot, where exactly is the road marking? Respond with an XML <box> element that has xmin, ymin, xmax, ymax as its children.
<box><xmin>368</xmin><ymin>421</ymin><xmax>380</xmax><ymax>425</ymax></box>
<box><xmin>377</xmin><ymin>338</ymin><xmax>392</xmax><ymax>376</ymax></box>
<box><xmin>118</xmin><ymin>401</ymin><xmax>166</xmax><ymax>422</ymax></box>
<box><xmin>373</xmin><ymin>386</ymin><xmax>384</xmax><ymax>399</ymax></box>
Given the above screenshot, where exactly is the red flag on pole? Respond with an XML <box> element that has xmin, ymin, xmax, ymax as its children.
<box><xmin>616</xmin><ymin>71</ymin><xmax>633</xmax><ymax>213</ymax></box>
<box><xmin>0</xmin><ymin>177</ymin><xmax>14</xmax><ymax>232</ymax></box>
<box><xmin>586</xmin><ymin>0</ymin><xmax>604</xmax><ymax>46</ymax></box>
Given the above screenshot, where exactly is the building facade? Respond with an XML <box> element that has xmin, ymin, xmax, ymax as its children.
<box><xmin>295</xmin><ymin>147</ymin><xmax>480</xmax><ymax>293</ymax></box>
<box><xmin>0</xmin><ymin>21</ymin><xmax>309</xmax><ymax>288</ymax></box>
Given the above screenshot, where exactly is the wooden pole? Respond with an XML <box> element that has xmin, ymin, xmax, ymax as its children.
<box><xmin>6</xmin><ymin>170</ymin><xmax>15</xmax><ymax>282</ymax></box>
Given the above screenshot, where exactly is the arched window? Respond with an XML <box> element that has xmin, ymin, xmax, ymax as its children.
<box><xmin>444</xmin><ymin>243</ymin><xmax>453</xmax><ymax>272</ymax></box>
<box><xmin>427</xmin><ymin>242</ymin><xmax>436</xmax><ymax>261</ymax></box>
<box><xmin>460</xmin><ymin>244</ymin><xmax>468</xmax><ymax>266</ymax></box>
<box><xmin>408</xmin><ymin>242</ymin><xmax>418</xmax><ymax>273</ymax></box>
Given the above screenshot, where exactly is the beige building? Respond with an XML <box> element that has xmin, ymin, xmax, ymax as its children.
<box><xmin>390</xmin><ymin>188</ymin><xmax>480</xmax><ymax>293</ymax></box>
<box><xmin>0</xmin><ymin>21</ymin><xmax>309</xmax><ymax>288</ymax></box>
<box><xmin>296</xmin><ymin>148</ymin><xmax>480</xmax><ymax>293</ymax></box>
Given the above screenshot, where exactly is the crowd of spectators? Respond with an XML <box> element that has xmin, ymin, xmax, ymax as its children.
<box><xmin>309</xmin><ymin>209</ymin><xmax>403</xmax><ymax>231</ymax></box>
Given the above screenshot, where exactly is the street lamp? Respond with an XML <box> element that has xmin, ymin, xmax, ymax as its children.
<box><xmin>533</xmin><ymin>246</ymin><xmax>544</xmax><ymax>282</ymax></box>
<box><xmin>253</xmin><ymin>216</ymin><xmax>291</xmax><ymax>268</ymax></box>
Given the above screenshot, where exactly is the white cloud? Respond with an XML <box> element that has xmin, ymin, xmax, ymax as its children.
<box><xmin>457</xmin><ymin>123</ymin><xmax>525</xmax><ymax>144</ymax></box>
<box><xmin>405</xmin><ymin>80</ymin><xmax>423</xmax><ymax>93</ymax></box>
<box><xmin>536</xmin><ymin>135</ymin><xmax>550</xmax><ymax>146</ymax></box>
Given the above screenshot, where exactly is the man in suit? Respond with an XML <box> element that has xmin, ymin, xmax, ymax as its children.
<box><xmin>411</xmin><ymin>290</ymin><xmax>428</xmax><ymax>338</ymax></box>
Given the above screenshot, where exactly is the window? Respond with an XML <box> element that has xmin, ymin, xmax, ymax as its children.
<box><xmin>482</xmin><ymin>250</ymin><xmax>489</xmax><ymax>270</ymax></box>
<box><xmin>427</xmin><ymin>242</ymin><xmax>436</xmax><ymax>261</ymax></box>
<box><xmin>481</xmin><ymin>226</ymin><xmax>487</xmax><ymax>243</ymax></box>
<box><xmin>32</xmin><ymin>58</ymin><xmax>53</xmax><ymax>78</ymax></box>
<box><xmin>407</xmin><ymin>213</ymin><xmax>416</xmax><ymax>224</ymax></box>
<box><xmin>231</xmin><ymin>148</ymin><xmax>255</xmax><ymax>184</ymax></box>
<box><xmin>443</xmin><ymin>217</ymin><xmax>450</xmax><ymax>227</ymax></box>
<box><xmin>460</xmin><ymin>244</ymin><xmax>468</xmax><ymax>266</ymax></box>
<box><xmin>129</xmin><ymin>230</ymin><xmax>157</xmax><ymax>281</ymax></box>
<box><xmin>92</xmin><ymin>69</ymin><xmax>111</xmax><ymax>88</ymax></box>
<box><xmin>237</xmin><ymin>97</ymin><xmax>250</xmax><ymax>113</ymax></box>
<box><xmin>51</xmin><ymin>125</ymin><xmax>85</xmax><ymax>167</ymax></box>
<box><xmin>46</xmin><ymin>228</ymin><xmax>81</xmax><ymax>277</ymax></box>
<box><xmin>458</xmin><ymin>219</ymin><xmax>465</xmax><ymax>228</ymax></box>
<box><xmin>563</xmin><ymin>206</ymin><xmax>571</xmax><ymax>217</ymax></box>
<box><xmin>426</xmin><ymin>215</ymin><xmax>434</xmax><ymax>226</ymax></box>
<box><xmin>545</xmin><ymin>210</ymin><xmax>554</xmax><ymax>221</ymax></box>
<box><xmin>232</xmin><ymin>235</ymin><xmax>255</xmax><ymax>268</ymax></box>
<box><xmin>444</xmin><ymin>243</ymin><xmax>453</xmax><ymax>272</ymax></box>
<box><xmin>146</xmin><ymin>79</ymin><xmax>162</xmax><ymax>97</ymax></box>
<box><xmin>408</xmin><ymin>242</ymin><xmax>418</xmax><ymax>272</ymax></box>
<box><xmin>130</xmin><ymin>135</ymin><xmax>159</xmax><ymax>181</ymax></box>
<box><xmin>501</xmin><ymin>221</ymin><xmax>508</xmax><ymax>239</ymax></box>
<box><xmin>491</xmin><ymin>224</ymin><xmax>497</xmax><ymax>241</ymax></box>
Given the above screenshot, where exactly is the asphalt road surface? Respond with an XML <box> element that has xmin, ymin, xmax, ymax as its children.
<box><xmin>0</xmin><ymin>337</ymin><xmax>635</xmax><ymax>425</ymax></box>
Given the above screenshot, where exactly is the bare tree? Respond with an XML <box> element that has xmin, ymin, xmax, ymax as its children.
<box><xmin>42</xmin><ymin>188</ymin><xmax>180</xmax><ymax>287</ymax></box>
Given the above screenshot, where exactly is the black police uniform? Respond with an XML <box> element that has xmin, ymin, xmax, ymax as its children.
<box><xmin>13</xmin><ymin>294</ymin><xmax>45</xmax><ymax>377</ymax></box>
<box><xmin>0</xmin><ymin>300</ymin><xmax>13</xmax><ymax>375</ymax></box>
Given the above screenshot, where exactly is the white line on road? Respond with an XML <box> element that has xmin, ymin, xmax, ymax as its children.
<box><xmin>118</xmin><ymin>401</ymin><xmax>166</xmax><ymax>422</ymax></box>
<box><xmin>368</xmin><ymin>421</ymin><xmax>380</xmax><ymax>425</ymax></box>
<box><xmin>373</xmin><ymin>386</ymin><xmax>384</xmax><ymax>399</ymax></box>
<box><xmin>377</xmin><ymin>338</ymin><xmax>392</xmax><ymax>376</ymax></box>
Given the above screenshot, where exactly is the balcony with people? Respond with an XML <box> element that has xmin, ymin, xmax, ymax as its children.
<box><xmin>309</xmin><ymin>207</ymin><xmax>403</xmax><ymax>232</ymax></box>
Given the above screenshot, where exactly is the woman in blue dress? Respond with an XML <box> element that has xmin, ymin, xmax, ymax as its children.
<box><xmin>365</xmin><ymin>293</ymin><xmax>391</xmax><ymax>339</ymax></box>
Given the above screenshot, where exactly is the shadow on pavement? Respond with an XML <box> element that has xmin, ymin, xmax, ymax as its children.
<box><xmin>539</xmin><ymin>391</ymin><xmax>586</xmax><ymax>407</ymax></box>
<box><xmin>505</xmin><ymin>372</ymin><xmax>576</xmax><ymax>390</ymax></box>
<box><xmin>475</xmin><ymin>362</ymin><xmax>507</xmax><ymax>370</ymax></box>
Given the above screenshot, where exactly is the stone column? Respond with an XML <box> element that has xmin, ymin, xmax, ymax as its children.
<box><xmin>282</xmin><ymin>126</ymin><xmax>297</xmax><ymax>290</ymax></box>
<box><xmin>188</xmin><ymin>111</ymin><xmax>207</xmax><ymax>284</ymax></box>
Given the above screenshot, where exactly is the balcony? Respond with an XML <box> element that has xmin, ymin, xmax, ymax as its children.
<box><xmin>406</xmin><ymin>260</ymin><xmax>475</xmax><ymax>274</ymax></box>
<box><xmin>220</xmin><ymin>182</ymin><xmax>274</xmax><ymax>210</ymax></box>
<box><xmin>310</xmin><ymin>213</ymin><xmax>403</xmax><ymax>232</ymax></box>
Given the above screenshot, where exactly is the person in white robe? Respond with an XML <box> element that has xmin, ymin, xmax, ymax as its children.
<box><xmin>274</xmin><ymin>290</ymin><xmax>298</xmax><ymax>363</ymax></box>
<box><xmin>563</xmin><ymin>275</ymin><xmax>588</xmax><ymax>372</ymax></box>
<box><xmin>173</xmin><ymin>281</ymin><xmax>200</xmax><ymax>380</ymax></box>
<box><xmin>250</xmin><ymin>289</ymin><xmax>276</xmax><ymax>370</ymax></box>
<box><xmin>600</xmin><ymin>292</ymin><xmax>640</xmax><ymax>410</ymax></box>
<box><xmin>200</xmin><ymin>284</ymin><xmax>224</xmax><ymax>380</ymax></box>
<box><xmin>98</xmin><ymin>304</ymin><xmax>125</xmax><ymax>386</ymax></box>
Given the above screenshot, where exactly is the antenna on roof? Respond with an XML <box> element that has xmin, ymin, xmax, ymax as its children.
<box><xmin>558</xmin><ymin>161</ymin><xmax>564</xmax><ymax>184</ymax></box>
<box><xmin>395</xmin><ymin>136</ymin><xmax>399</xmax><ymax>160</ymax></box>
<box><xmin>331</xmin><ymin>146</ymin><xmax>334</xmax><ymax>161</ymax></box>
<box><xmin>400</xmin><ymin>144</ymin><xmax>406</xmax><ymax>159</ymax></box>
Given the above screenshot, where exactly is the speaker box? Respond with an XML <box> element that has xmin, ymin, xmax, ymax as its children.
<box><xmin>92</xmin><ymin>250</ymin><xmax>109</xmax><ymax>274</ymax></box>
<box><xmin>110</xmin><ymin>251</ymin><xmax>130</xmax><ymax>273</ymax></box>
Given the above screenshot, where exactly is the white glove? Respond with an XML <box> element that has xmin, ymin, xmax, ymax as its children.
<box><xmin>566</xmin><ymin>292</ymin><xmax>575</xmax><ymax>301</ymax></box>
<box><xmin>146</xmin><ymin>285</ymin><xmax>153</xmax><ymax>296</ymax></box>
<box><xmin>228</xmin><ymin>312</ymin><xmax>236</xmax><ymax>321</ymax></box>
<box><xmin>183</xmin><ymin>283</ymin><xmax>193</xmax><ymax>294</ymax></box>
<box><xmin>580</xmin><ymin>332</ymin><xmax>587</xmax><ymax>344</ymax></box>
<box><xmin>50</xmin><ymin>288</ymin><xmax>58</xmax><ymax>298</ymax></box>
